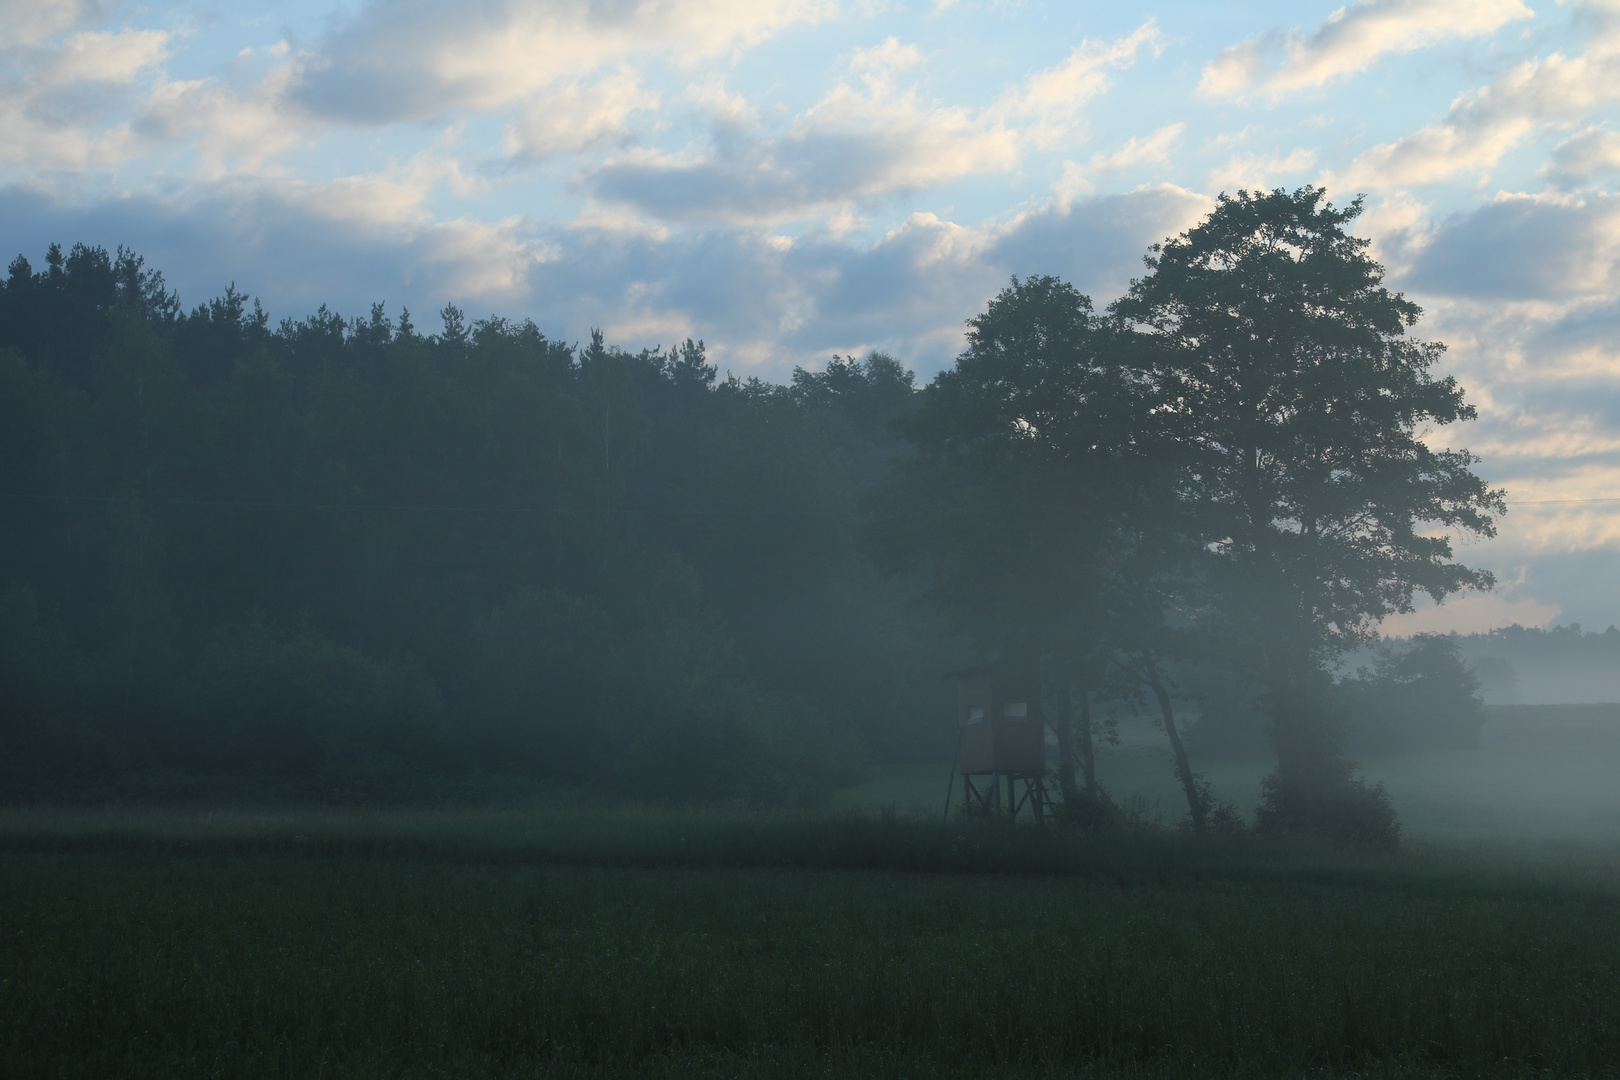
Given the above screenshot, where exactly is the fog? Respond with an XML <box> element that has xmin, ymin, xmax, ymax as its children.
<box><xmin>1449</xmin><ymin>627</ymin><xmax>1620</xmax><ymax>705</ymax></box>
<box><xmin>1166</xmin><ymin>627</ymin><xmax>1620</xmax><ymax>841</ymax></box>
<box><xmin>1140</xmin><ymin>704</ymin><xmax>1620</xmax><ymax>844</ymax></box>
<box><xmin>831</xmin><ymin>702</ymin><xmax>1620</xmax><ymax>846</ymax></box>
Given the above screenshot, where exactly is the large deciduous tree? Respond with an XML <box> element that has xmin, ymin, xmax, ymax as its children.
<box><xmin>1112</xmin><ymin>187</ymin><xmax>1503</xmax><ymax>843</ymax></box>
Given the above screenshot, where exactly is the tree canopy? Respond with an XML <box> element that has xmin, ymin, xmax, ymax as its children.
<box><xmin>1114</xmin><ymin>187</ymin><xmax>1501</xmax><ymax>656</ymax></box>
<box><xmin>1114</xmin><ymin>188</ymin><xmax>1501</xmax><ymax>839</ymax></box>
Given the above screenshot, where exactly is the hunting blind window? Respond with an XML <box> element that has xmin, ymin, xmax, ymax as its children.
<box><xmin>967</xmin><ymin>705</ymin><xmax>985</xmax><ymax>724</ymax></box>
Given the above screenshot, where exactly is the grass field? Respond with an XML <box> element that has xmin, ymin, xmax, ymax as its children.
<box><xmin>6</xmin><ymin>703</ymin><xmax>1620</xmax><ymax>1078</ymax></box>
<box><xmin>6</xmin><ymin>808</ymin><xmax>1620</xmax><ymax>1078</ymax></box>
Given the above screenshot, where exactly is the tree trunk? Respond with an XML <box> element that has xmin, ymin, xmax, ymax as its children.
<box><xmin>1076</xmin><ymin>681</ymin><xmax>1097</xmax><ymax>794</ymax></box>
<box><xmin>1143</xmin><ymin>656</ymin><xmax>1204</xmax><ymax>834</ymax></box>
<box><xmin>1262</xmin><ymin>644</ymin><xmax>1352</xmax><ymax>825</ymax></box>
<box><xmin>1051</xmin><ymin>676</ymin><xmax>1078</xmax><ymax>806</ymax></box>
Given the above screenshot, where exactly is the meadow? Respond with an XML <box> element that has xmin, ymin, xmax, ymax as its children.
<box><xmin>6</xmin><ymin>704</ymin><xmax>1620</xmax><ymax>1079</ymax></box>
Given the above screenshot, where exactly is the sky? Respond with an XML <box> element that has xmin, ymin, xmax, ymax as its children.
<box><xmin>5</xmin><ymin>0</ymin><xmax>1620</xmax><ymax>636</ymax></box>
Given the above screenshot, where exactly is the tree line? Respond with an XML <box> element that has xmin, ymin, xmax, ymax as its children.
<box><xmin>0</xmin><ymin>188</ymin><xmax>1501</xmax><ymax>842</ymax></box>
<box><xmin>1449</xmin><ymin>623</ymin><xmax>1620</xmax><ymax>704</ymax></box>
<box><xmin>0</xmin><ymin>241</ymin><xmax>962</xmax><ymax>804</ymax></box>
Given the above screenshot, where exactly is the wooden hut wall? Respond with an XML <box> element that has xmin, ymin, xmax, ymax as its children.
<box><xmin>955</xmin><ymin>665</ymin><xmax>1045</xmax><ymax>775</ymax></box>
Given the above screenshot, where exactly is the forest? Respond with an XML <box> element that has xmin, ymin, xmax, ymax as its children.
<box><xmin>0</xmin><ymin>239</ymin><xmax>968</xmax><ymax>806</ymax></box>
<box><xmin>1</xmin><ymin>189</ymin><xmax>1508</xmax><ymax>845</ymax></box>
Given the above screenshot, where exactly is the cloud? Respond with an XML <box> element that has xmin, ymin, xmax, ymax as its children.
<box><xmin>1205</xmin><ymin>147</ymin><xmax>1318</xmax><ymax>193</ymax></box>
<box><xmin>1200</xmin><ymin>0</ymin><xmax>1533</xmax><ymax>101</ymax></box>
<box><xmin>585</xmin><ymin>55</ymin><xmax>1021</xmax><ymax>224</ymax></box>
<box><xmin>35</xmin><ymin>28</ymin><xmax>170</xmax><ymax>86</ymax></box>
<box><xmin>0</xmin><ymin>6</ymin><xmax>1163</xmax><ymax>226</ymax></box>
<box><xmin>1407</xmin><ymin>192</ymin><xmax>1620</xmax><ymax>300</ymax></box>
<box><xmin>0</xmin><ymin>27</ymin><xmax>172</xmax><ymax>174</ymax></box>
<box><xmin>1333</xmin><ymin>40</ymin><xmax>1620</xmax><ymax>189</ymax></box>
<box><xmin>585</xmin><ymin>21</ymin><xmax>1161</xmax><ymax>225</ymax></box>
<box><xmin>849</xmin><ymin>37</ymin><xmax>922</xmax><ymax>77</ymax></box>
<box><xmin>1354</xmin><ymin>190</ymin><xmax>1436</xmax><ymax>274</ymax></box>
<box><xmin>1002</xmin><ymin>20</ymin><xmax>1162</xmax><ymax>148</ymax></box>
<box><xmin>587</xmin><ymin>107</ymin><xmax>1017</xmax><ymax>224</ymax></box>
<box><xmin>1084</xmin><ymin>122</ymin><xmax>1185</xmax><ymax>176</ymax></box>
<box><xmin>132</xmin><ymin>58</ymin><xmax>313</xmax><ymax>179</ymax></box>
<box><xmin>1503</xmin><ymin>546</ymin><xmax>1620</xmax><ymax>632</ymax></box>
<box><xmin>1</xmin><ymin>1</ymin><xmax>829</xmax><ymax>184</ymax></box>
<box><xmin>1362</xmin><ymin>195</ymin><xmax>1620</xmax><ymax>632</ymax></box>
<box><xmin>0</xmin><ymin>180</ymin><xmax>555</xmax><ymax>321</ymax></box>
<box><xmin>989</xmin><ymin>183</ymin><xmax>1212</xmax><ymax>303</ymax></box>
<box><xmin>503</xmin><ymin>73</ymin><xmax>659</xmax><ymax>162</ymax></box>
<box><xmin>0</xmin><ymin>177</ymin><xmax>1212</xmax><ymax>383</ymax></box>
<box><xmin>0</xmin><ymin>0</ymin><xmax>103</xmax><ymax>50</ymax></box>
<box><xmin>1056</xmin><ymin>124</ymin><xmax>1185</xmax><ymax>200</ymax></box>
<box><xmin>1543</xmin><ymin>126</ymin><xmax>1620</xmax><ymax>189</ymax></box>
<box><xmin>288</xmin><ymin>0</ymin><xmax>836</xmax><ymax>124</ymax></box>
<box><xmin>0</xmin><ymin>18</ymin><xmax>314</xmax><ymax>183</ymax></box>
<box><xmin>1379</xmin><ymin>587</ymin><xmax>1560</xmax><ymax>636</ymax></box>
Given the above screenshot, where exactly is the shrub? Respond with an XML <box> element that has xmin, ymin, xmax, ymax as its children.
<box><xmin>1252</xmin><ymin>679</ymin><xmax>1401</xmax><ymax>849</ymax></box>
<box><xmin>1255</xmin><ymin>769</ymin><xmax>1400</xmax><ymax>849</ymax></box>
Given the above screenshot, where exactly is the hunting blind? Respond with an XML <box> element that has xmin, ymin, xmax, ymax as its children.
<box><xmin>945</xmin><ymin>659</ymin><xmax>1051</xmax><ymax>823</ymax></box>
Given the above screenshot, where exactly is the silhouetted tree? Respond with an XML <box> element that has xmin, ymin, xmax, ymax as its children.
<box><xmin>1112</xmin><ymin>187</ymin><xmax>1503</xmax><ymax>844</ymax></box>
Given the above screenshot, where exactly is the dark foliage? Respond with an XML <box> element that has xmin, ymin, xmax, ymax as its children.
<box><xmin>1</xmin><ymin>199</ymin><xmax>1505</xmax><ymax>839</ymax></box>
<box><xmin>0</xmin><ymin>245</ymin><xmax>960</xmax><ymax>804</ymax></box>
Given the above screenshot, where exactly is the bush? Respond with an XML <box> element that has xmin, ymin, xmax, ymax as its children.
<box><xmin>1254</xmin><ymin>770</ymin><xmax>1400</xmax><ymax>849</ymax></box>
<box><xmin>1251</xmin><ymin>679</ymin><xmax>1401</xmax><ymax>849</ymax></box>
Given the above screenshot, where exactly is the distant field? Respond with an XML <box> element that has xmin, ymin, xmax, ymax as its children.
<box><xmin>834</xmin><ymin>703</ymin><xmax>1620</xmax><ymax>842</ymax></box>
